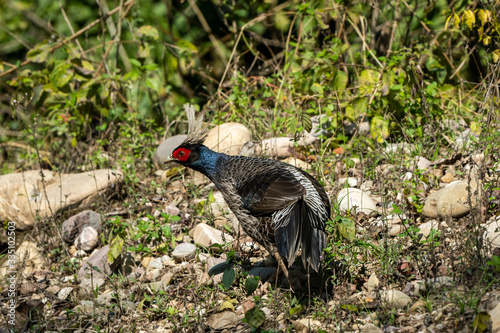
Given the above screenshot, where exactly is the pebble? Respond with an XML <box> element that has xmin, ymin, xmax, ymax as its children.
<box><xmin>172</xmin><ymin>242</ymin><xmax>197</xmax><ymax>263</ymax></box>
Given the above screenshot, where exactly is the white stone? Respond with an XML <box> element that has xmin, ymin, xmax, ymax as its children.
<box><xmin>57</xmin><ymin>287</ymin><xmax>74</xmax><ymax>300</ymax></box>
<box><xmin>172</xmin><ymin>242</ymin><xmax>197</xmax><ymax>263</ymax></box>
<box><xmin>0</xmin><ymin>240</ymin><xmax>47</xmax><ymax>277</ymax></box>
<box><xmin>422</xmin><ymin>180</ymin><xmax>480</xmax><ymax>218</ymax></box>
<box><xmin>337</xmin><ymin>188</ymin><xmax>378</xmax><ymax>215</ymax></box>
<box><xmin>76</xmin><ymin>226</ymin><xmax>99</xmax><ymax>252</ymax></box>
<box><xmin>210</xmin><ymin>191</ymin><xmax>230</xmax><ymax>217</ymax></box>
<box><xmin>338</xmin><ymin>177</ymin><xmax>358</xmax><ymax>187</ymax></box>
<box><xmin>192</xmin><ymin>223</ymin><xmax>234</xmax><ymax>249</ymax></box>
<box><xmin>254</xmin><ymin>137</ymin><xmax>294</xmax><ymax>158</ymax></box>
<box><xmin>204</xmin><ymin>123</ymin><xmax>252</xmax><ymax>155</ymax></box>
<box><xmin>380</xmin><ymin>290</ymin><xmax>411</xmax><ymax>308</ymax></box>
<box><xmin>0</xmin><ymin>169</ymin><xmax>123</xmax><ymax>230</ymax></box>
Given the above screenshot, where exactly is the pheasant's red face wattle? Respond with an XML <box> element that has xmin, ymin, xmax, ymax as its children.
<box><xmin>172</xmin><ymin>147</ymin><xmax>191</xmax><ymax>162</ymax></box>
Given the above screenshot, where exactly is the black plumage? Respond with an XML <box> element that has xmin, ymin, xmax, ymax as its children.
<box><xmin>168</xmin><ymin>106</ymin><xmax>330</xmax><ymax>272</ymax></box>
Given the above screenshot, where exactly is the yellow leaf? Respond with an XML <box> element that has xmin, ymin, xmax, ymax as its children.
<box><xmin>492</xmin><ymin>50</ymin><xmax>500</xmax><ymax>63</ymax></box>
<box><xmin>445</xmin><ymin>13</ymin><xmax>460</xmax><ymax>30</ymax></box>
<box><xmin>470</xmin><ymin>121</ymin><xmax>481</xmax><ymax>135</ymax></box>
<box><xmin>475</xmin><ymin>9</ymin><xmax>491</xmax><ymax>26</ymax></box>
<box><xmin>219</xmin><ymin>299</ymin><xmax>237</xmax><ymax>311</ymax></box>
<box><xmin>483</xmin><ymin>36</ymin><xmax>491</xmax><ymax>46</ymax></box>
<box><xmin>463</xmin><ymin>9</ymin><xmax>475</xmax><ymax>30</ymax></box>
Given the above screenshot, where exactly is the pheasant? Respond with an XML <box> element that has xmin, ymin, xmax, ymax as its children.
<box><xmin>168</xmin><ymin>105</ymin><xmax>330</xmax><ymax>273</ymax></box>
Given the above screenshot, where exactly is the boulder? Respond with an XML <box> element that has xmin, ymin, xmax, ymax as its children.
<box><xmin>0</xmin><ymin>169</ymin><xmax>123</xmax><ymax>230</ymax></box>
<box><xmin>204</xmin><ymin>123</ymin><xmax>251</xmax><ymax>155</ymax></box>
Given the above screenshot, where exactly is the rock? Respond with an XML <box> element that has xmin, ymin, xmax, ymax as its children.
<box><xmin>206</xmin><ymin>311</ymin><xmax>242</xmax><ymax>330</ymax></box>
<box><xmin>254</xmin><ymin>137</ymin><xmax>294</xmax><ymax>158</ymax></box>
<box><xmin>283</xmin><ymin>157</ymin><xmax>310</xmax><ymax>170</ymax></box>
<box><xmin>296</xmin><ymin>318</ymin><xmax>322</xmax><ymax>330</ymax></box>
<box><xmin>489</xmin><ymin>301</ymin><xmax>500</xmax><ymax>332</ymax></box>
<box><xmin>141</xmin><ymin>256</ymin><xmax>153</xmax><ymax>269</ymax></box>
<box><xmin>147</xmin><ymin>257</ymin><xmax>164</xmax><ymax>270</ymax></box>
<box><xmin>240</xmin><ymin>242</ymin><xmax>260</xmax><ymax>254</ymax></box>
<box><xmin>360</xmin><ymin>180</ymin><xmax>373</xmax><ymax>191</ymax></box>
<box><xmin>249</xmin><ymin>267</ymin><xmax>277</xmax><ymax>283</ymax></box>
<box><xmin>62</xmin><ymin>210</ymin><xmax>102</xmax><ymax>244</ymax></box>
<box><xmin>411</xmin><ymin>276</ymin><xmax>454</xmax><ymax>294</ymax></box>
<box><xmin>163</xmin><ymin>204</ymin><xmax>180</xmax><ymax>216</ymax></box>
<box><xmin>0</xmin><ymin>240</ymin><xmax>47</xmax><ymax>277</ymax></box>
<box><xmin>148</xmin><ymin>281</ymin><xmax>169</xmax><ymax>292</ymax></box>
<box><xmin>0</xmin><ymin>169</ymin><xmax>123</xmax><ymax>230</ymax></box>
<box><xmin>75</xmin><ymin>226</ymin><xmax>99</xmax><ymax>251</ymax></box>
<box><xmin>172</xmin><ymin>243</ymin><xmax>196</xmax><ymax>263</ymax></box>
<box><xmin>78</xmin><ymin>245</ymin><xmax>120</xmax><ymax>285</ymax></box>
<box><xmin>441</xmin><ymin>173</ymin><xmax>454</xmax><ymax>183</ymax></box>
<box><xmin>409</xmin><ymin>300</ymin><xmax>427</xmax><ymax>313</ymax></box>
<box><xmin>80</xmin><ymin>300</ymin><xmax>95</xmax><ymax>314</ymax></box>
<box><xmin>310</xmin><ymin>115</ymin><xmax>332</xmax><ymax>138</ymax></box>
<box><xmin>366</xmin><ymin>273</ymin><xmax>379</xmax><ymax>292</ymax></box>
<box><xmin>361</xmin><ymin>323</ymin><xmax>384</xmax><ymax>333</ymax></box>
<box><xmin>204</xmin><ymin>123</ymin><xmax>251</xmax><ymax>155</ymax></box>
<box><xmin>456</xmin><ymin>129</ymin><xmax>477</xmax><ymax>149</ymax></box>
<box><xmin>192</xmin><ymin>223</ymin><xmax>234</xmax><ymax>249</ymax></box>
<box><xmin>385</xmin><ymin>143</ymin><xmax>413</xmax><ymax>154</ymax></box>
<box><xmin>416</xmin><ymin>156</ymin><xmax>432</xmax><ymax>170</ymax></box>
<box><xmin>418</xmin><ymin>220</ymin><xmax>446</xmax><ymax>239</ymax></box>
<box><xmin>483</xmin><ymin>216</ymin><xmax>500</xmax><ymax>255</ymax></box>
<box><xmin>380</xmin><ymin>290</ymin><xmax>411</xmax><ymax>308</ymax></box>
<box><xmin>422</xmin><ymin>180</ymin><xmax>481</xmax><ymax>218</ymax></box>
<box><xmin>57</xmin><ymin>287</ymin><xmax>73</xmax><ymax>300</ymax></box>
<box><xmin>153</xmin><ymin>134</ymin><xmax>187</xmax><ymax>164</ymax></box>
<box><xmin>161</xmin><ymin>272</ymin><xmax>175</xmax><ymax>285</ymax></box>
<box><xmin>337</xmin><ymin>188</ymin><xmax>378</xmax><ymax>215</ymax></box>
<box><xmin>210</xmin><ymin>191</ymin><xmax>230</xmax><ymax>217</ymax></box>
<box><xmin>338</xmin><ymin>177</ymin><xmax>358</xmax><ymax>187</ymax></box>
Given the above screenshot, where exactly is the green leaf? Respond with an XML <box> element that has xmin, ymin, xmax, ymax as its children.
<box><xmin>338</xmin><ymin>218</ymin><xmax>355</xmax><ymax>241</ymax></box>
<box><xmin>27</xmin><ymin>42</ymin><xmax>51</xmax><ymax>63</ymax></box>
<box><xmin>359</xmin><ymin>69</ymin><xmax>379</xmax><ymax>95</ymax></box>
<box><xmin>370</xmin><ymin>116</ymin><xmax>390</xmax><ymax>143</ymax></box>
<box><xmin>107</xmin><ymin>236</ymin><xmax>124</xmax><ymax>262</ymax></box>
<box><xmin>333</xmin><ymin>70</ymin><xmax>348</xmax><ymax>92</ymax></box>
<box><xmin>244</xmin><ymin>306</ymin><xmax>266</xmax><ymax>328</ymax></box>
<box><xmin>137</xmin><ymin>25</ymin><xmax>159</xmax><ymax>40</ymax></box>
<box><xmin>138</xmin><ymin>44</ymin><xmax>150</xmax><ymax>58</ymax></box>
<box><xmin>244</xmin><ymin>276</ymin><xmax>259</xmax><ymax>296</ymax></box>
<box><xmin>311</xmin><ymin>83</ymin><xmax>324</xmax><ymax>95</ymax></box>
<box><xmin>50</xmin><ymin>61</ymin><xmax>73</xmax><ymax>88</ymax></box>
<box><xmin>222</xmin><ymin>268</ymin><xmax>236</xmax><ymax>290</ymax></box>
<box><xmin>289</xmin><ymin>304</ymin><xmax>305</xmax><ymax>316</ymax></box>
<box><xmin>177</xmin><ymin>40</ymin><xmax>198</xmax><ymax>54</ymax></box>
<box><xmin>208</xmin><ymin>261</ymin><xmax>233</xmax><ymax>276</ymax></box>
<box><xmin>145</xmin><ymin>77</ymin><xmax>160</xmax><ymax>92</ymax></box>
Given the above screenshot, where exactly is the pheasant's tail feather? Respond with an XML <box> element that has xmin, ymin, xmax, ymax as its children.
<box><xmin>275</xmin><ymin>201</ymin><xmax>326</xmax><ymax>272</ymax></box>
<box><xmin>183</xmin><ymin>104</ymin><xmax>207</xmax><ymax>145</ymax></box>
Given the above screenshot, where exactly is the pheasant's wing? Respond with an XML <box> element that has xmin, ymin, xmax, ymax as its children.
<box><xmin>235</xmin><ymin>170</ymin><xmax>305</xmax><ymax>216</ymax></box>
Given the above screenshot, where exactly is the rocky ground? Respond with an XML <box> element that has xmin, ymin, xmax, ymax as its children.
<box><xmin>1</xmin><ymin>118</ymin><xmax>500</xmax><ymax>333</ymax></box>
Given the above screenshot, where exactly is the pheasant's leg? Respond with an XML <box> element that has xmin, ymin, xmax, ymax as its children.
<box><xmin>274</xmin><ymin>252</ymin><xmax>289</xmax><ymax>279</ymax></box>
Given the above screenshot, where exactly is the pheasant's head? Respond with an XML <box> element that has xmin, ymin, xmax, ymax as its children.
<box><xmin>169</xmin><ymin>144</ymin><xmax>221</xmax><ymax>176</ymax></box>
<box><xmin>170</xmin><ymin>144</ymin><xmax>201</xmax><ymax>165</ymax></box>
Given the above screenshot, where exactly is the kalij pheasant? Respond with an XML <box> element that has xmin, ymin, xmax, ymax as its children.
<box><xmin>168</xmin><ymin>105</ymin><xmax>331</xmax><ymax>272</ymax></box>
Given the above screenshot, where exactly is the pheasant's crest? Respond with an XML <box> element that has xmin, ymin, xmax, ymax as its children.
<box><xmin>182</xmin><ymin>104</ymin><xmax>207</xmax><ymax>145</ymax></box>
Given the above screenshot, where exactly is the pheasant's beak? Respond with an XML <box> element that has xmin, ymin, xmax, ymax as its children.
<box><xmin>164</xmin><ymin>155</ymin><xmax>176</xmax><ymax>164</ymax></box>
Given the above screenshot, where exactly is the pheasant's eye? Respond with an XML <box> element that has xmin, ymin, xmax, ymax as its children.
<box><xmin>173</xmin><ymin>147</ymin><xmax>190</xmax><ymax>162</ymax></box>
